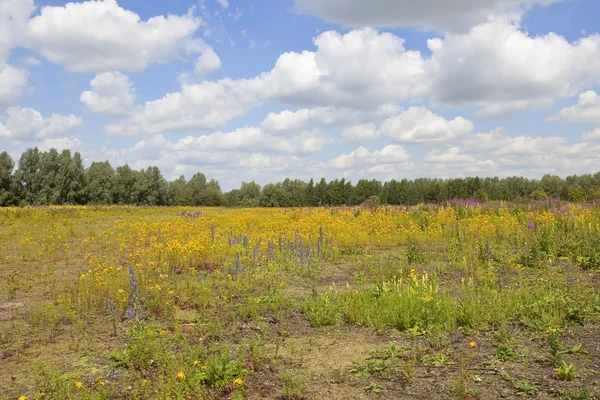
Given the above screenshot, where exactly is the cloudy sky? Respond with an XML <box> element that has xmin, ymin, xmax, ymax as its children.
<box><xmin>1</xmin><ymin>0</ymin><xmax>600</xmax><ymax>189</ymax></box>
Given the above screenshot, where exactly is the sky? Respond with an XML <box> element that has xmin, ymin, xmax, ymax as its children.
<box><xmin>1</xmin><ymin>0</ymin><xmax>600</xmax><ymax>190</ymax></box>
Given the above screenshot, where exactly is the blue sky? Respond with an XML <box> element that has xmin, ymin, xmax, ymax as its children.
<box><xmin>1</xmin><ymin>0</ymin><xmax>600</xmax><ymax>189</ymax></box>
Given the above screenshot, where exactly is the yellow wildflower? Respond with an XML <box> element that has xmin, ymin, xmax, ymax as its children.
<box><xmin>193</xmin><ymin>360</ymin><xmax>199</xmax><ymax>366</ymax></box>
<box><xmin>422</xmin><ymin>295</ymin><xmax>433</xmax><ymax>302</ymax></box>
<box><xmin>177</xmin><ymin>371</ymin><xmax>185</xmax><ymax>380</ymax></box>
<box><xmin>18</xmin><ymin>396</ymin><xmax>28</xmax><ymax>400</ymax></box>
<box><xmin>469</xmin><ymin>341</ymin><xmax>477</xmax><ymax>348</ymax></box>
<box><xmin>233</xmin><ymin>377</ymin><xmax>243</xmax><ymax>385</ymax></box>
<box><xmin>75</xmin><ymin>381</ymin><xmax>83</xmax><ymax>389</ymax></box>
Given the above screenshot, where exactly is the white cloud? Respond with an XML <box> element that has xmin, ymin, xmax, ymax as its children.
<box><xmin>21</xmin><ymin>56</ymin><xmax>41</xmax><ymax>67</ymax></box>
<box><xmin>25</xmin><ymin>0</ymin><xmax>208</xmax><ymax>73</ymax></box>
<box><xmin>0</xmin><ymin>0</ymin><xmax>34</xmax><ymax>61</ymax></box>
<box><xmin>260</xmin><ymin>107</ymin><xmax>346</xmax><ymax>133</ymax></box>
<box><xmin>553</xmin><ymin>91</ymin><xmax>600</xmax><ymax>125</ymax></box>
<box><xmin>231</xmin><ymin>7</ymin><xmax>243</xmax><ymax>22</ymax></box>
<box><xmin>194</xmin><ymin>47</ymin><xmax>221</xmax><ymax>77</ymax></box>
<box><xmin>260</xmin><ymin>104</ymin><xmax>399</xmax><ymax>135</ymax></box>
<box><xmin>0</xmin><ymin>107</ymin><xmax>82</xmax><ymax>140</ymax></box>
<box><xmin>172</xmin><ymin>128</ymin><xmax>328</xmax><ymax>155</ymax></box>
<box><xmin>217</xmin><ymin>0</ymin><xmax>229</xmax><ymax>9</ymax></box>
<box><xmin>105</xmin><ymin>78</ymin><xmax>263</xmax><ymax>135</ymax></box>
<box><xmin>425</xmin><ymin>146</ymin><xmax>478</xmax><ymax>164</ymax></box>
<box><xmin>0</xmin><ymin>63</ymin><xmax>28</xmax><ymax>108</ymax></box>
<box><xmin>37</xmin><ymin>137</ymin><xmax>82</xmax><ymax>152</ymax></box>
<box><xmin>341</xmin><ymin>123</ymin><xmax>379</xmax><ymax>140</ymax></box>
<box><xmin>380</xmin><ymin>107</ymin><xmax>473</xmax><ymax>143</ymax></box>
<box><xmin>329</xmin><ymin>145</ymin><xmax>410</xmax><ymax>169</ymax></box>
<box><xmin>582</xmin><ymin>128</ymin><xmax>600</xmax><ymax>142</ymax></box>
<box><xmin>427</xmin><ymin>16</ymin><xmax>600</xmax><ymax>117</ymax></box>
<box><xmin>104</xmin><ymin>28</ymin><xmax>427</xmax><ymax>135</ymax></box>
<box><xmin>249</xmin><ymin>40</ymin><xmax>256</xmax><ymax>49</ymax></box>
<box><xmin>293</xmin><ymin>0</ymin><xmax>559</xmax><ymax>32</ymax></box>
<box><xmin>80</xmin><ymin>71</ymin><xmax>135</xmax><ymax>116</ymax></box>
<box><xmin>261</xmin><ymin>28</ymin><xmax>429</xmax><ymax>108</ymax></box>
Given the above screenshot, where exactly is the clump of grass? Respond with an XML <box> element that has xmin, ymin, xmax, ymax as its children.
<box><xmin>554</xmin><ymin>361</ymin><xmax>576</xmax><ymax>381</ymax></box>
<box><xmin>280</xmin><ymin>371</ymin><xmax>305</xmax><ymax>400</ymax></box>
<box><xmin>302</xmin><ymin>293</ymin><xmax>340</xmax><ymax>327</ymax></box>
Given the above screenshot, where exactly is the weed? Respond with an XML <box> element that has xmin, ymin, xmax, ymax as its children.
<box><xmin>514</xmin><ymin>380</ymin><xmax>538</xmax><ymax>396</ymax></box>
<box><xmin>302</xmin><ymin>293</ymin><xmax>340</xmax><ymax>327</ymax></box>
<box><xmin>281</xmin><ymin>371</ymin><xmax>304</xmax><ymax>400</ymax></box>
<box><xmin>496</xmin><ymin>344</ymin><xmax>520</xmax><ymax>362</ymax></box>
<box><xmin>554</xmin><ymin>361</ymin><xmax>576</xmax><ymax>381</ymax></box>
<box><xmin>406</xmin><ymin>243</ymin><xmax>426</xmax><ymax>265</ymax></box>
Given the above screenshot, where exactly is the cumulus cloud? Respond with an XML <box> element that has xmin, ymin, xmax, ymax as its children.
<box><xmin>0</xmin><ymin>0</ymin><xmax>34</xmax><ymax>61</ymax></box>
<box><xmin>37</xmin><ymin>137</ymin><xmax>82</xmax><ymax>152</ymax></box>
<box><xmin>341</xmin><ymin>123</ymin><xmax>379</xmax><ymax>140</ymax></box>
<box><xmin>260</xmin><ymin>28</ymin><xmax>429</xmax><ymax>108</ymax></box>
<box><xmin>582</xmin><ymin>128</ymin><xmax>600</xmax><ymax>142</ymax></box>
<box><xmin>427</xmin><ymin>16</ymin><xmax>600</xmax><ymax>117</ymax></box>
<box><xmin>380</xmin><ymin>107</ymin><xmax>473</xmax><ymax>143</ymax></box>
<box><xmin>0</xmin><ymin>107</ymin><xmax>82</xmax><ymax>140</ymax></box>
<box><xmin>293</xmin><ymin>0</ymin><xmax>559</xmax><ymax>32</ymax></box>
<box><xmin>0</xmin><ymin>0</ymin><xmax>34</xmax><ymax>109</ymax></box>
<box><xmin>329</xmin><ymin>145</ymin><xmax>410</xmax><ymax>169</ymax></box>
<box><xmin>25</xmin><ymin>0</ymin><xmax>209</xmax><ymax>73</ymax></box>
<box><xmin>194</xmin><ymin>47</ymin><xmax>222</xmax><ymax>77</ymax></box>
<box><xmin>444</xmin><ymin>128</ymin><xmax>600</xmax><ymax>174</ymax></box>
<box><xmin>105</xmin><ymin>78</ymin><xmax>263</xmax><ymax>135</ymax></box>
<box><xmin>104</xmin><ymin>19</ymin><xmax>600</xmax><ymax>136</ymax></box>
<box><xmin>0</xmin><ymin>63</ymin><xmax>28</xmax><ymax>108</ymax></box>
<box><xmin>553</xmin><ymin>91</ymin><xmax>600</xmax><ymax>125</ymax></box>
<box><xmin>425</xmin><ymin>146</ymin><xmax>478</xmax><ymax>164</ymax></box>
<box><xmin>173</xmin><ymin>128</ymin><xmax>329</xmax><ymax>155</ymax></box>
<box><xmin>260</xmin><ymin>104</ymin><xmax>398</xmax><ymax>135</ymax></box>
<box><xmin>80</xmin><ymin>71</ymin><xmax>135</xmax><ymax>116</ymax></box>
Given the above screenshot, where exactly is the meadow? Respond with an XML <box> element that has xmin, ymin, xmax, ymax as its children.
<box><xmin>0</xmin><ymin>202</ymin><xmax>599</xmax><ymax>400</ymax></box>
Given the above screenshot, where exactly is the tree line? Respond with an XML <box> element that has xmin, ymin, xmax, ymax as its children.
<box><xmin>1</xmin><ymin>147</ymin><xmax>600</xmax><ymax>207</ymax></box>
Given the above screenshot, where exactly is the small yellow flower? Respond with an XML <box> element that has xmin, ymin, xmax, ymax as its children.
<box><xmin>177</xmin><ymin>371</ymin><xmax>185</xmax><ymax>380</ymax></box>
<box><xmin>75</xmin><ymin>381</ymin><xmax>83</xmax><ymax>389</ymax></box>
<box><xmin>422</xmin><ymin>295</ymin><xmax>433</xmax><ymax>302</ymax></box>
<box><xmin>193</xmin><ymin>360</ymin><xmax>199</xmax><ymax>366</ymax></box>
<box><xmin>546</xmin><ymin>328</ymin><xmax>558</xmax><ymax>333</ymax></box>
<box><xmin>18</xmin><ymin>396</ymin><xmax>28</xmax><ymax>400</ymax></box>
<box><xmin>233</xmin><ymin>377</ymin><xmax>243</xmax><ymax>385</ymax></box>
<box><xmin>469</xmin><ymin>341</ymin><xmax>477</xmax><ymax>348</ymax></box>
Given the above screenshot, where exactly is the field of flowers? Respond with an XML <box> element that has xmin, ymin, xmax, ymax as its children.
<box><xmin>1</xmin><ymin>203</ymin><xmax>599</xmax><ymax>399</ymax></box>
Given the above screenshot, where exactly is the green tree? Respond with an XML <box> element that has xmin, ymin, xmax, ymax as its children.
<box><xmin>239</xmin><ymin>181</ymin><xmax>261</xmax><ymax>207</ymax></box>
<box><xmin>0</xmin><ymin>152</ymin><xmax>16</xmax><ymax>206</ymax></box>
<box><xmin>86</xmin><ymin>161</ymin><xmax>115</xmax><ymax>204</ymax></box>
<box><xmin>39</xmin><ymin>148</ymin><xmax>61</xmax><ymax>204</ymax></box>
<box><xmin>223</xmin><ymin>189</ymin><xmax>240</xmax><ymax>207</ymax></box>
<box><xmin>134</xmin><ymin>166</ymin><xmax>168</xmax><ymax>206</ymax></box>
<box><xmin>58</xmin><ymin>150</ymin><xmax>86</xmax><ymax>204</ymax></box>
<box><xmin>203</xmin><ymin>179</ymin><xmax>223</xmax><ymax>206</ymax></box>
<box><xmin>15</xmin><ymin>148</ymin><xmax>42</xmax><ymax>204</ymax></box>
<box><xmin>113</xmin><ymin>164</ymin><xmax>138</xmax><ymax>204</ymax></box>
<box><xmin>169</xmin><ymin>175</ymin><xmax>191</xmax><ymax>206</ymax></box>
<box><xmin>187</xmin><ymin>173</ymin><xmax>207</xmax><ymax>206</ymax></box>
<box><xmin>355</xmin><ymin>179</ymin><xmax>382</xmax><ymax>204</ymax></box>
<box><xmin>260</xmin><ymin>183</ymin><xmax>291</xmax><ymax>207</ymax></box>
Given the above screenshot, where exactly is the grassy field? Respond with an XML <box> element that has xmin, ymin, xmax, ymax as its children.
<box><xmin>1</xmin><ymin>204</ymin><xmax>599</xmax><ymax>400</ymax></box>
